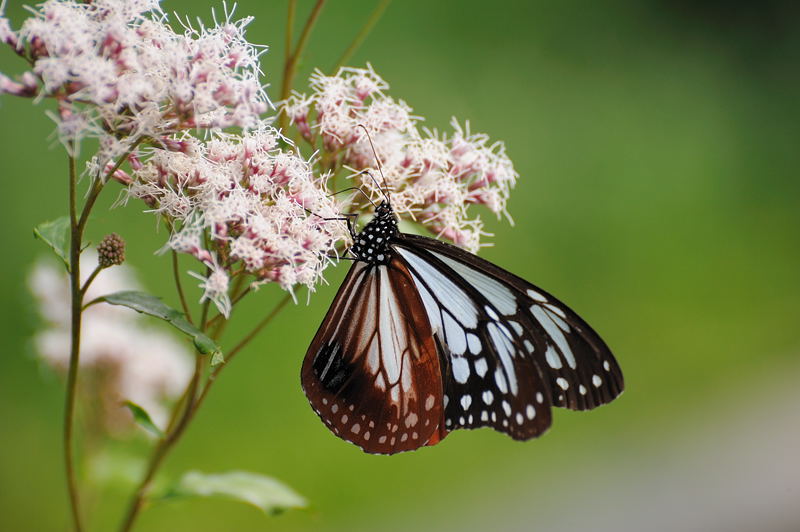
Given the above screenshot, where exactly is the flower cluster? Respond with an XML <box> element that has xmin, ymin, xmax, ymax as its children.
<box><xmin>283</xmin><ymin>65</ymin><xmax>518</xmax><ymax>251</ymax></box>
<box><xmin>120</xmin><ymin>126</ymin><xmax>350</xmax><ymax>314</ymax></box>
<box><xmin>1</xmin><ymin>0</ymin><xmax>268</xmax><ymax>164</ymax></box>
<box><xmin>28</xmin><ymin>253</ymin><xmax>193</xmax><ymax>433</ymax></box>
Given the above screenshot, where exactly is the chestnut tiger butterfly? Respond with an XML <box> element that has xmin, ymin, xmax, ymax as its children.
<box><xmin>301</xmin><ymin>138</ymin><xmax>623</xmax><ymax>455</ymax></box>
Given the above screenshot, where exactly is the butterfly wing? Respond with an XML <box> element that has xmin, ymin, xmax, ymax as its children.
<box><xmin>393</xmin><ymin>243</ymin><xmax>554</xmax><ymax>441</ymax></box>
<box><xmin>394</xmin><ymin>233</ymin><xmax>624</xmax><ymax>416</ymax></box>
<box><xmin>301</xmin><ymin>257</ymin><xmax>447</xmax><ymax>454</ymax></box>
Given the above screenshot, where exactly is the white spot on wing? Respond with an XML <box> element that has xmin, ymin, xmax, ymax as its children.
<box><xmin>527</xmin><ymin>289</ymin><xmax>547</xmax><ymax>302</ymax></box>
<box><xmin>488</xmin><ymin>322</ymin><xmax>518</xmax><ymax>394</ymax></box>
<box><xmin>545</xmin><ymin>345</ymin><xmax>562</xmax><ymax>369</ymax></box>
<box><xmin>467</xmin><ymin>333</ymin><xmax>481</xmax><ymax>354</ymax></box>
<box><xmin>474</xmin><ymin>357</ymin><xmax>488</xmax><ymax>378</ymax></box>
<box><xmin>452</xmin><ymin>357</ymin><xmax>470</xmax><ymax>384</ymax></box>
<box><xmin>398</xmin><ymin>248</ymin><xmax>478</xmax><ymax>327</ymax></box>
<box><xmin>524</xmin><ymin>340</ymin><xmax>534</xmax><ymax>353</ymax></box>
<box><xmin>556</xmin><ymin>377</ymin><xmax>569</xmax><ymax>390</ymax></box>
<box><xmin>431</xmin><ymin>251</ymin><xmax>518</xmax><ymax>315</ymax></box>
<box><xmin>532</xmin><ymin>306</ymin><xmax>576</xmax><ymax>369</ymax></box>
<box><xmin>494</xmin><ymin>368</ymin><xmax>508</xmax><ymax>394</ymax></box>
<box><xmin>443</xmin><ymin>312</ymin><xmax>467</xmax><ymax>354</ymax></box>
<box><xmin>425</xmin><ymin>394</ymin><xmax>435</xmax><ymax>411</ymax></box>
<box><xmin>460</xmin><ymin>394</ymin><xmax>472</xmax><ymax>410</ymax></box>
<box><xmin>593</xmin><ymin>374</ymin><xmax>602</xmax><ymax>387</ymax></box>
<box><xmin>482</xmin><ymin>390</ymin><xmax>494</xmax><ymax>404</ymax></box>
<box><xmin>545</xmin><ymin>308</ymin><xmax>570</xmax><ymax>332</ymax></box>
<box><xmin>545</xmin><ymin>303</ymin><xmax>566</xmax><ymax>319</ymax></box>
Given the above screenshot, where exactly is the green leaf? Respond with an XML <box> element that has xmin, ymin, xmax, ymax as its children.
<box><xmin>123</xmin><ymin>400</ymin><xmax>164</xmax><ymax>438</ymax></box>
<box><xmin>163</xmin><ymin>470</ymin><xmax>307</xmax><ymax>515</ymax></box>
<box><xmin>33</xmin><ymin>217</ymin><xmax>71</xmax><ymax>270</ymax></box>
<box><xmin>96</xmin><ymin>291</ymin><xmax>220</xmax><ymax>356</ymax></box>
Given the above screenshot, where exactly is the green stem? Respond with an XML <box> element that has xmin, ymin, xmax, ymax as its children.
<box><xmin>118</xmin><ymin>292</ymin><xmax>292</xmax><ymax>531</ymax></box>
<box><xmin>118</xmin><ymin>355</ymin><xmax>204</xmax><ymax>532</ymax></box>
<box><xmin>279</xmin><ymin>0</ymin><xmax>327</xmax><ymax>132</ymax></box>
<box><xmin>64</xmin><ymin>151</ymin><xmax>85</xmax><ymax>532</ymax></box>
<box><xmin>76</xmin><ymin>138</ymin><xmax>144</xmax><ymax>236</ymax></box>
<box><xmin>171</xmin><ymin>251</ymin><xmax>193</xmax><ymax>325</ymax></box>
<box><xmin>79</xmin><ymin>265</ymin><xmax>103</xmax><ymax>297</ymax></box>
<box><xmin>200</xmin><ymin>298</ymin><xmax>211</xmax><ymax>331</ymax></box>
<box><xmin>331</xmin><ymin>0</ymin><xmax>392</xmax><ymax>73</ymax></box>
<box><xmin>285</xmin><ymin>0</ymin><xmax>296</xmax><ymax>67</ymax></box>
<box><xmin>62</xmin><ymin>138</ymin><xmax>142</xmax><ymax>531</ymax></box>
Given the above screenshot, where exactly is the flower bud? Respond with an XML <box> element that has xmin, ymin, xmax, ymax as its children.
<box><xmin>97</xmin><ymin>233</ymin><xmax>126</xmax><ymax>268</ymax></box>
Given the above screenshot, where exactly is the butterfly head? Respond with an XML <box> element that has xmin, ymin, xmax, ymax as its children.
<box><xmin>349</xmin><ymin>201</ymin><xmax>398</xmax><ymax>265</ymax></box>
<box><xmin>374</xmin><ymin>200</ymin><xmax>394</xmax><ymax>218</ymax></box>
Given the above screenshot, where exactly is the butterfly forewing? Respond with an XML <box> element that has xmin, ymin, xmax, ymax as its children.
<box><xmin>302</xmin><ymin>257</ymin><xmax>446</xmax><ymax>454</ymax></box>
<box><xmin>395</xmin><ymin>234</ymin><xmax>624</xmax><ymax>412</ymax></box>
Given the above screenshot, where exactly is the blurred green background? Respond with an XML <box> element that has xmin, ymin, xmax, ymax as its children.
<box><xmin>1</xmin><ymin>0</ymin><xmax>799</xmax><ymax>531</ymax></box>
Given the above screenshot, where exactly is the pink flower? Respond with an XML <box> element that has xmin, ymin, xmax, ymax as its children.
<box><xmin>124</xmin><ymin>125</ymin><xmax>350</xmax><ymax>312</ymax></box>
<box><xmin>283</xmin><ymin>66</ymin><xmax>518</xmax><ymax>252</ymax></box>
<box><xmin>3</xmin><ymin>0</ymin><xmax>268</xmax><ymax>156</ymax></box>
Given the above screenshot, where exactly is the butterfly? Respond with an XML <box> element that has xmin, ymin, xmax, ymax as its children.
<box><xmin>301</xmin><ymin>194</ymin><xmax>624</xmax><ymax>455</ymax></box>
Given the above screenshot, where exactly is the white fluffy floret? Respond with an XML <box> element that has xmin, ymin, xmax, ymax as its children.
<box><xmin>5</xmin><ymin>0</ymin><xmax>268</xmax><ymax>158</ymax></box>
<box><xmin>283</xmin><ymin>65</ymin><xmax>518</xmax><ymax>252</ymax></box>
<box><xmin>126</xmin><ymin>125</ymin><xmax>350</xmax><ymax>312</ymax></box>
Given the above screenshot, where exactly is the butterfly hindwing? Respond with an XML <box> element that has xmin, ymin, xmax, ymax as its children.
<box><xmin>301</xmin><ymin>257</ymin><xmax>446</xmax><ymax>454</ymax></box>
<box><xmin>394</xmin><ymin>233</ymin><xmax>624</xmax><ymax>413</ymax></box>
<box><xmin>395</xmin><ymin>245</ymin><xmax>553</xmax><ymax>441</ymax></box>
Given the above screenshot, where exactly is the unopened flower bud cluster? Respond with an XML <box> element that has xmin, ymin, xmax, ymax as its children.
<box><xmin>97</xmin><ymin>233</ymin><xmax>126</xmax><ymax>268</ymax></box>
<box><xmin>283</xmin><ymin>65</ymin><xmax>518</xmax><ymax>252</ymax></box>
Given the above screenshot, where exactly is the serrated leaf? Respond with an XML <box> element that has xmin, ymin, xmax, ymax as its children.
<box><xmin>96</xmin><ymin>291</ymin><xmax>220</xmax><ymax>356</ymax></box>
<box><xmin>123</xmin><ymin>400</ymin><xmax>164</xmax><ymax>438</ymax></box>
<box><xmin>163</xmin><ymin>470</ymin><xmax>307</xmax><ymax>515</ymax></box>
<box><xmin>33</xmin><ymin>217</ymin><xmax>71</xmax><ymax>270</ymax></box>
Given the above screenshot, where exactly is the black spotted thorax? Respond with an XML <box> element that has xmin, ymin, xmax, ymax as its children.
<box><xmin>350</xmin><ymin>201</ymin><xmax>398</xmax><ymax>265</ymax></box>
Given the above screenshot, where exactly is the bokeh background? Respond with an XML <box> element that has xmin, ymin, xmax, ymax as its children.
<box><xmin>1</xmin><ymin>1</ymin><xmax>799</xmax><ymax>531</ymax></box>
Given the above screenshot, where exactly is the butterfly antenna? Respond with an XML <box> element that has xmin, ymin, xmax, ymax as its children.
<box><xmin>357</xmin><ymin>124</ymin><xmax>391</xmax><ymax>205</ymax></box>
